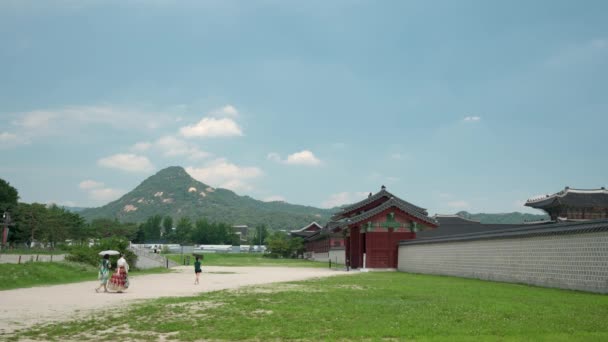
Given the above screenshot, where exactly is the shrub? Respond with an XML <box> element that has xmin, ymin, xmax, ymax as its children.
<box><xmin>66</xmin><ymin>237</ymin><xmax>137</xmax><ymax>268</ymax></box>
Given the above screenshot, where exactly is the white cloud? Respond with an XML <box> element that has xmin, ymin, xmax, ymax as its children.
<box><xmin>210</xmin><ymin>105</ymin><xmax>239</xmax><ymax>117</ymax></box>
<box><xmin>13</xmin><ymin>106</ymin><xmax>172</xmax><ymax>132</ymax></box>
<box><xmin>546</xmin><ymin>38</ymin><xmax>608</xmax><ymax>68</ymax></box>
<box><xmin>131</xmin><ymin>136</ymin><xmax>210</xmax><ymax>160</ymax></box>
<box><xmin>321</xmin><ymin>191</ymin><xmax>368</xmax><ymax>208</ymax></box>
<box><xmin>97</xmin><ymin>153</ymin><xmax>155</xmax><ymax>173</ymax></box>
<box><xmin>78</xmin><ymin>179</ymin><xmax>124</xmax><ymax>203</ymax></box>
<box><xmin>131</xmin><ymin>142</ymin><xmax>152</xmax><ymax>152</ymax></box>
<box><xmin>463</xmin><ymin>116</ymin><xmax>481</xmax><ymax>122</ymax></box>
<box><xmin>180</xmin><ymin>117</ymin><xmax>243</xmax><ymax>138</ymax></box>
<box><xmin>447</xmin><ymin>200</ymin><xmax>470</xmax><ymax>208</ymax></box>
<box><xmin>263</xmin><ymin>195</ymin><xmax>286</xmax><ymax>202</ymax></box>
<box><xmin>8</xmin><ymin>105</ymin><xmax>178</xmax><ymax>145</ymax></box>
<box><xmin>285</xmin><ymin>150</ymin><xmax>321</xmax><ymax>166</ymax></box>
<box><xmin>389</xmin><ymin>152</ymin><xmax>410</xmax><ymax>160</ymax></box>
<box><xmin>266</xmin><ymin>152</ymin><xmax>281</xmax><ymax>162</ymax></box>
<box><xmin>438</xmin><ymin>192</ymin><xmax>452</xmax><ymax>199</ymax></box>
<box><xmin>79</xmin><ymin>180</ymin><xmax>104</xmax><ymax>190</ymax></box>
<box><xmin>156</xmin><ymin>136</ymin><xmax>210</xmax><ymax>160</ymax></box>
<box><xmin>16</xmin><ymin>111</ymin><xmax>56</xmax><ymax>129</ymax></box>
<box><xmin>0</xmin><ymin>132</ymin><xmax>28</xmax><ymax>148</ymax></box>
<box><xmin>186</xmin><ymin>158</ymin><xmax>263</xmax><ymax>193</ymax></box>
<box><xmin>267</xmin><ymin>150</ymin><xmax>322</xmax><ymax>166</ymax></box>
<box><xmin>89</xmin><ymin>187</ymin><xmax>125</xmax><ymax>202</ymax></box>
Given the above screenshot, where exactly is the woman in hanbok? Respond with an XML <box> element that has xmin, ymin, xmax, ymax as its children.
<box><xmin>95</xmin><ymin>254</ymin><xmax>111</xmax><ymax>293</ymax></box>
<box><xmin>108</xmin><ymin>253</ymin><xmax>129</xmax><ymax>292</ymax></box>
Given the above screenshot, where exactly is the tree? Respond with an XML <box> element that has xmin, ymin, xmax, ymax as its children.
<box><xmin>14</xmin><ymin>203</ymin><xmax>47</xmax><ymax>246</ymax></box>
<box><xmin>289</xmin><ymin>237</ymin><xmax>305</xmax><ymax>258</ymax></box>
<box><xmin>0</xmin><ymin>178</ymin><xmax>19</xmax><ymax>212</ymax></box>
<box><xmin>89</xmin><ymin>218</ymin><xmax>137</xmax><ymax>240</ymax></box>
<box><xmin>162</xmin><ymin>215</ymin><xmax>173</xmax><ymax>238</ymax></box>
<box><xmin>40</xmin><ymin>205</ymin><xmax>70</xmax><ymax>248</ymax></box>
<box><xmin>66</xmin><ymin>211</ymin><xmax>88</xmax><ymax>245</ymax></box>
<box><xmin>175</xmin><ymin>217</ymin><xmax>192</xmax><ymax>244</ymax></box>
<box><xmin>141</xmin><ymin>215</ymin><xmax>162</xmax><ymax>242</ymax></box>
<box><xmin>252</xmin><ymin>224</ymin><xmax>269</xmax><ymax>246</ymax></box>
<box><xmin>267</xmin><ymin>231</ymin><xmax>290</xmax><ymax>258</ymax></box>
<box><xmin>191</xmin><ymin>218</ymin><xmax>211</xmax><ymax>244</ymax></box>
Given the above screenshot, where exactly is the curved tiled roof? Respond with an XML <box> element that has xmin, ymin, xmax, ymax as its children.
<box><xmin>332</xmin><ymin>187</ymin><xmax>427</xmax><ymax>220</ymax></box>
<box><xmin>432</xmin><ymin>214</ymin><xmax>481</xmax><ymax>224</ymax></box>
<box><xmin>401</xmin><ymin>219</ymin><xmax>608</xmax><ymax>245</ymax></box>
<box><xmin>290</xmin><ymin>221</ymin><xmax>322</xmax><ymax>233</ymax></box>
<box><xmin>525</xmin><ymin>187</ymin><xmax>608</xmax><ymax>208</ymax></box>
<box><xmin>331</xmin><ymin>197</ymin><xmax>438</xmax><ymax>230</ymax></box>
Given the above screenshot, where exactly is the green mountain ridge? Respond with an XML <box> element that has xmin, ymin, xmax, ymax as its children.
<box><xmin>80</xmin><ymin>166</ymin><xmax>336</xmax><ymax>229</ymax></box>
<box><xmin>78</xmin><ymin>166</ymin><xmax>549</xmax><ymax>228</ymax></box>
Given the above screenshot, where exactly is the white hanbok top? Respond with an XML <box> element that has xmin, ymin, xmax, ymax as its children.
<box><xmin>117</xmin><ymin>257</ymin><xmax>129</xmax><ymax>273</ymax></box>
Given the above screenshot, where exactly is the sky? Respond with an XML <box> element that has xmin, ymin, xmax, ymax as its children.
<box><xmin>1</xmin><ymin>0</ymin><xmax>607</xmax><ymax>215</ymax></box>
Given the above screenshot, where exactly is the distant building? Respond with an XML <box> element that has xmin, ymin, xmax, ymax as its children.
<box><xmin>290</xmin><ymin>222</ymin><xmax>323</xmax><ymax>238</ymax></box>
<box><xmin>525</xmin><ymin>187</ymin><xmax>608</xmax><ymax>221</ymax></box>
<box><xmin>232</xmin><ymin>225</ymin><xmax>249</xmax><ymax>243</ymax></box>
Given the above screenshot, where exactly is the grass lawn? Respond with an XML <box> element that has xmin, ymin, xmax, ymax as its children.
<box><xmin>0</xmin><ymin>262</ymin><xmax>172</xmax><ymax>291</ymax></box>
<box><xmin>165</xmin><ymin>252</ymin><xmax>332</xmax><ymax>268</ymax></box>
<box><xmin>7</xmin><ymin>272</ymin><xmax>608</xmax><ymax>341</ymax></box>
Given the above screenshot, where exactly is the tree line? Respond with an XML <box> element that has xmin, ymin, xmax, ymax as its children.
<box><xmin>0</xmin><ymin>178</ymin><xmax>276</xmax><ymax>248</ymax></box>
<box><xmin>1</xmin><ymin>178</ymin><xmax>305</xmax><ymax>259</ymax></box>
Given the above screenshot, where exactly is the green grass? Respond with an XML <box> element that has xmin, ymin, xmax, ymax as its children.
<box><xmin>6</xmin><ymin>272</ymin><xmax>608</xmax><ymax>341</ymax></box>
<box><xmin>0</xmin><ymin>262</ymin><xmax>173</xmax><ymax>291</ymax></box>
<box><xmin>0</xmin><ymin>262</ymin><xmax>97</xmax><ymax>290</ymax></box>
<box><xmin>165</xmin><ymin>252</ymin><xmax>331</xmax><ymax>268</ymax></box>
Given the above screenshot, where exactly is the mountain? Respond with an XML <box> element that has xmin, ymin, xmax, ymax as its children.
<box><xmin>61</xmin><ymin>206</ymin><xmax>90</xmax><ymax>213</ymax></box>
<box><xmin>455</xmin><ymin>211</ymin><xmax>549</xmax><ymax>224</ymax></box>
<box><xmin>80</xmin><ymin>166</ymin><xmax>336</xmax><ymax>229</ymax></box>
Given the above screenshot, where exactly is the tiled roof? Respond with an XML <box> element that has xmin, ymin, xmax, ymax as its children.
<box><xmin>331</xmin><ymin>197</ymin><xmax>438</xmax><ymax>230</ymax></box>
<box><xmin>332</xmin><ymin>187</ymin><xmax>427</xmax><ymax>220</ymax></box>
<box><xmin>290</xmin><ymin>221</ymin><xmax>322</xmax><ymax>233</ymax></box>
<box><xmin>525</xmin><ymin>187</ymin><xmax>608</xmax><ymax>208</ymax></box>
<box><xmin>401</xmin><ymin>219</ymin><xmax>608</xmax><ymax>245</ymax></box>
<box><xmin>416</xmin><ymin>215</ymin><xmax>524</xmax><ymax>238</ymax></box>
<box><xmin>290</xmin><ymin>231</ymin><xmax>319</xmax><ymax>238</ymax></box>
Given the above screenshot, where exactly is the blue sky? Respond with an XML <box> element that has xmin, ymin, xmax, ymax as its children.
<box><xmin>1</xmin><ymin>0</ymin><xmax>606</xmax><ymax>215</ymax></box>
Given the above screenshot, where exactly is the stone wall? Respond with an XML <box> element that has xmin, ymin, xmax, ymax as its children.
<box><xmin>0</xmin><ymin>254</ymin><xmax>65</xmax><ymax>264</ymax></box>
<box><xmin>329</xmin><ymin>248</ymin><xmax>345</xmax><ymax>265</ymax></box>
<box><xmin>398</xmin><ymin>220</ymin><xmax>608</xmax><ymax>293</ymax></box>
<box><xmin>309</xmin><ymin>252</ymin><xmax>329</xmax><ymax>262</ymax></box>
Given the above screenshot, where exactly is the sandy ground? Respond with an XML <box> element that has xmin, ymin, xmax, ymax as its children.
<box><xmin>0</xmin><ymin>266</ymin><xmax>348</xmax><ymax>334</ymax></box>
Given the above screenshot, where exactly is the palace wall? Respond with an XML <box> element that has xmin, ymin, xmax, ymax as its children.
<box><xmin>397</xmin><ymin>221</ymin><xmax>608</xmax><ymax>294</ymax></box>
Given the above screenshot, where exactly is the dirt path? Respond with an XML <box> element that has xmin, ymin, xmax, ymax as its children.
<box><xmin>0</xmin><ymin>266</ymin><xmax>348</xmax><ymax>334</ymax></box>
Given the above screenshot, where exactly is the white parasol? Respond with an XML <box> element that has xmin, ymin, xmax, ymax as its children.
<box><xmin>98</xmin><ymin>250</ymin><xmax>120</xmax><ymax>256</ymax></box>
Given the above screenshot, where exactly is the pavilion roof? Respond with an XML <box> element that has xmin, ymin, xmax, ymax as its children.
<box><xmin>525</xmin><ymin>187</ymin><xmax>608</xmax><ymax>209</ymax></box>
<box><xmin>331</xmin><ymin>197</ymin><xmax>438</xmax><ymax>230</ymax></box>
<box><xmin>290</xmin><ymin>221</ymin><xmax>322</xmax><ymax>233</ymax></box>
<box><xmin>332</xmin><ymin>186</ymin><xmax>427</xmax><ymax>220</ymax></box>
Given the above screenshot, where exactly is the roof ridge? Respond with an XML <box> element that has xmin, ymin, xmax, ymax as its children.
<box><xmin>526</xmin><ymin>186</ymin><xmax>608</xmax><ymax>203</ymax></box>
<box><xmin>291</xmin><ymin>221</ymin><xmax>321</xmax><ymax>232</ymax></box>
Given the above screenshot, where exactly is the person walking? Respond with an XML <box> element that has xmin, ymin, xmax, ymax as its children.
<box><xmin>108</xmin><ymin>253</ymin><xmax>130</xmax><ymax>293</ymax></box>
<box><xmin>194</xmin><ymin>256</ymin><xmax>202</xmax><ymax>285</ymax></box>
<box><xmin>95</xmin><ymin>254</ymin><xmax>111</xmax><ymax>293</ymax></box>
